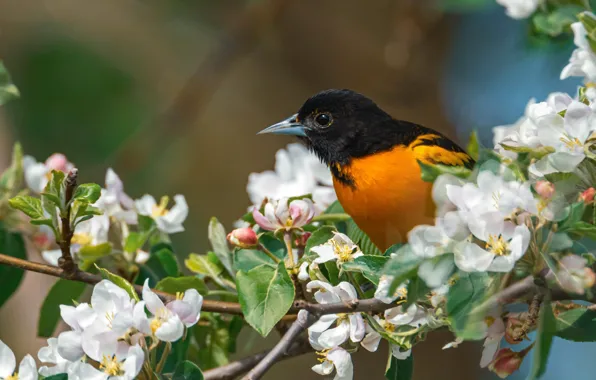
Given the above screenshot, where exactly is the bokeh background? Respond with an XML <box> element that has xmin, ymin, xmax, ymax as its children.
<box><xmin>0</xmin><ymin>0</ymin><xmax>589</xmax><ymax>379</ymax></box>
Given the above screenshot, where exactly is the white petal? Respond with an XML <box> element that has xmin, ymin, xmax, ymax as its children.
<box><xmin>318</xmin><ymin>321</ymin><xmax>350</xmax><ymax>348</ymax></box>
<box><xmin>312</xmin><ymin>361</ymin><xmax>334</xmax><ymax>376</ymax></box>
<box><xmin>328</xmin><ymin>347</ymin><xmax>353</xmax><ymax>380</ymax></box>
<box><xmin>390</xmin><ymin>346</ymin><xmax>412</xmax><ymax>360</ymax></box>
<box><xmin>335</xmin><ymin>282</ymin><xmax>358</xmax><ymax>301</ymax></box>
<box><xmin>42</xmin><ymin>250</ymin><xmax>62</xmax><ymax>266</ymax></box>
<box><xmin>361</xmin><ymin>331</ymin><xmax>382</xmax><ymax>352</ymax></box>
<box><xmin>309</xmin><ymin>314</ymin><xmax>339</xmax><ymax>333</ymax></box>
<box><xmin>479</xmin><ymin>339</ymin><xmax>500</xmax><ymax>368</ymax></box>
<box><xmin>122</xmin><ymin>345</ymin><xmax>144</xmax><ymax>379</ymax></box>
<box><xmin>155</xmin><ymin>314</ymin><xmax>184</xmax><ymax>342</ymax></box>
<box><xmin>349</xmin><ymin>314</ymin><xmax>365</xmax><ymax>342</ymax></box>
<box><xmin>67</xmin><ymin>361</ymin><xmax>107</xmax><ymax>380</ymax></box>
<box><xmin>142</xmin><ymin>279</ymin><xmax>165</xmax><ymax>314</ymax></box>
<box><xmin>0</xmin><ymin>340</ymin><xmax>16</xmax><ymax>378</ymax></box>
<box><xmin>57</xmin><ymin>331</ymin><xmax>84</xmax><ymax>361</ymax></box>
<box><xmin>454</xmin><ymin>242</ymin><xmax>495</xmax><ymax>272</ymax></box>
<box><xmin>17</xmin><ymin>355</ymin><xmax>38</xmax><ymax>380</ymax></box>
<box><xmin>135</xmin><ymin>195</ymin><xmax>157</xmax><ymax>216</ymax></box>
<box><xmin>133</xmin><ymin>301</ymin><xmax>151</xmax><ymax>334</ymax></box>
<box><xmin>312</xmin><ymin>244</ymin><xmax>337</xmax><ymax>264</ymax></box>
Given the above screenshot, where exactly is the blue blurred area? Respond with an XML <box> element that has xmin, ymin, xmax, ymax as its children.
<box><xmin>441</xmin><ymin>4</ymin><xmax>581</xmax><ymax>147</ymax></box>
<box><xmin>441</xmin><ymin>6</ymin><xmax>595</xmax><ymax>379</ymax></box>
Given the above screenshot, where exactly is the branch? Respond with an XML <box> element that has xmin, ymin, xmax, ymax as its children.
<box><xmin>203</xmin><ymin>339</ymin><xmax>312</xmax><ymax>380</ymax></box>
<box><xmin>0</xmin><ymin>253</ymin><xmax>242</xmax><ymax>314</ymax></box>
<box><xmin>242</xmin><ymin>311</ymin><xmax>318</xmax><ymax>380</ymax></box>
<box><xmin>57</xmin><ymin>169</ymin><xmax>78</xmax><ymax>275</ymax></box>
<box><xmin>290</xmin><ymin>297</ymin><xmax>398</xmax><ymax>315</ymax></box>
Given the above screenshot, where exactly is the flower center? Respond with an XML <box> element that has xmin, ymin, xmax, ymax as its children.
<box><xmin>6</xmin><ymin>373</ymin><xmax>18</xmax><ymax>380</ymax></box>
<box><xmin>336</xmin><ymin>313</ymin><xmax>349</xmax><ymax>326</ymax></box>
<box><xmin>486</xmin><ymin>235</ymin><xmax>508</xmax><ymax>256</ymax></box>
<box><xmin>150</xmin><ymin>308</ymin><xmax>169</xmax><ymax>334</ymax></box>
<box><xmin>71</xmin><ymin>233</ymin><xmax>92</xmax><ymax>246</ymax></box>
<box><xmin>560</xmin><ymin>135</ymin><xmax>583</xmax><ymax>150</ymax></box>
<box><xmin>152</xmin><ymin>196</ymin><xmax>170</xmax><ymax>218</ymax></box>
<box><xmin>383</xmin><ymin>320</ymin><xmax>396</xmax><ymax>333</ymax></box>
<box><xmin>331</xmin><ymin>240</ymin><xmax>356</xmax><ymax>262</ymax></box>
<box><xmin>176</xmin><ymin>291</ymin><xmax>184</xmax><ymax>301</ymax></box>
<box><xmin>100</xmin><ymin>355</ymin><xmax>124</xmax><ymax>376</ymax></box>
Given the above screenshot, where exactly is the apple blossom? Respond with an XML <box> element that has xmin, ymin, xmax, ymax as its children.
<box><xmin>136</xmin><ymin>194</ymin><xmax>188</xmax><ymax>234</ymax></box>
<box><xmin>311</xmin><ymin>347</ymin><xmax>353</xmax><ymax>380</ymax></box>
<box><xmin>547</xmin><ymin>255</ymin><xmax>596</xmax><ymax>295</ymax></box>
<box><xmin>0</xmin><ymin>340</ymin><xmax>37</xmax><ymax>380</ymax></box>
<box><xmin>95</xmin><ymin>168</ymin><xmax>137</xmax><ymax>224</ymax></box>
<box><xmin>496</xmin><ymin>0</ymin><xmax>539</xmax><ymax>19</ymax></box>
<box><xmin>252</xmin><ymin>197</ymin><xmax>315</xmax><ymax>232</ymax></box>
<box><xmin>561</xmin><ymin>13</ymin><xmax>596</xmax><ymax>83</ymax></box>
<box><xmin>22</xmin><ymin>153</ymin><xmax>74</xmax><ymax>193</ymax></box>
<box><xmin>311</xmin><ymin>232</ymin><xmax>363</xmax><ymax>265</ymax></box>
<box><xmin>227</xmin><ymin>227</ymin><xmax>258</xmax><ymax>248</ymax></box>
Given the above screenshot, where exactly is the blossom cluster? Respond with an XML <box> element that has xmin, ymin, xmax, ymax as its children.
<box><xmin>0</xmin><ymin>279</ymin><xmax>202</xmax><ymax>379</ymax></box>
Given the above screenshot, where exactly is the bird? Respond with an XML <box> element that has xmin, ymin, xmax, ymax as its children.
<box><xmin>258</xmin><ymin>89</ymin><xmax>474</xmax><ymax>252</ymax></box>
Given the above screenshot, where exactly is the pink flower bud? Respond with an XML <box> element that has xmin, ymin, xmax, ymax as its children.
<box><xmin>252</xmin><ymin>197</ymin><xmax>315</xmax><ymax>232</ymax></box>
<box><xmin>294</xmin><ymin>232</ymin><xmax>312</xmax><ymax>247</ymax></box>
<box><xmin>227</xmin><ymin>227</ymin><xmax>258</xmax><ymax>248</ymax></box>
<box><xmin>580</xmin><ymin>188</ymin><xmax>596</xmax><ymax>204</ymax></box>
<box><xmin>488</xmin><ymin>348</ymin><xmax>527</xmax><ymax>378</ymax></box>
<box><xmin>534</xmin><ymin>181</ymin><xmax>555</xmax><ymax>200</ymax></box>
<box><xmin>45</xmin><ymin>153</ymin><xmax>70</xmax><ymax>172</ymax></box>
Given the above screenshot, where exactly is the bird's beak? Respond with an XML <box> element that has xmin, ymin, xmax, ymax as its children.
<box><xmin>257</xmin><ymin>114</ymin><xmax>307</xmax><ymax>137</ymax></box>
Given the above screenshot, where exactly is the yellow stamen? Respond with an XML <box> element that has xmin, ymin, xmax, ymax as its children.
<box><xmin>6</xmin><ymin>374</ymin><xmax>18</xmax><ymax>380</ymax></box>
<box><xmin>331</xmin><ymin>239</ymin><xmax>357</xmax><ymax>262</ymax></box>
<box><xmin>105</xmin><ymin>312</ymin><xmax>115</xmax><ymax>329</ymax></box>
<box><xmin>100</xmin><ymin>355</ymin><xmax>124</xmax><ymax>376</ymax></box>
<box><xmin>383</xmin><ymin>320</ymin><xmax>396</xmax><ymax>333</ymax></box>
<box><xmin>71</xmin><ymin>233</ymin><xmax>92</xmax><ymax>246</ymax></box>
<box><xmin>486</xmin><ymin>234</ymin><xmax>508</xmax><ymax>256</ymax></box>
<box><xmin>176</xmin><ymin>291</ymin><xmax>184</xmax><ymax>301</ymax></box>
<box><xmin>152</xmin><ymin>196</ymin><xmax>170</xmax><ymax>218</ymax></box>
<box><xmin>560</xmin><ymin>135</ymin><xmax>583</xmax><ymax>150</ymax></box>
<box><xmin>316</xmin><ymin>348</ymin><xmax>331</xmax><ymax>363</ymax></box>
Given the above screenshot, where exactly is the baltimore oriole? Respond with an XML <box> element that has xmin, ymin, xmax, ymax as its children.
<box><xmin>258</xmin><ymin>89</ymin><xmax>474</xmax><ymax>251</ymax></box>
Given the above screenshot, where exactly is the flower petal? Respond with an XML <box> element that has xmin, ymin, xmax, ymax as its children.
<box><xmin>155</xmin><ymin>314</ymin><xmax>184</xmax><ymax>342</ymax></box>
<box><xmin>142</xmin><ymin>279</ymin><xmax>165</xmax><ymax>315</ymax></box>
<box><xmin>0</xmin><ymin>340</ymin><xmax>16</xmax><ymax>378</ymax></box>
<box><xmin>17</xmin><ymin>355</ymin><xmax>38</xmax><ymax>380</ymax></box>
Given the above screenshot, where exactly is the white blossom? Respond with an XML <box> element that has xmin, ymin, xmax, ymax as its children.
<box><xmin>0</xmin><ymin>340</ymin><xmax>37</xmax><ymax>380</ymax></box>
<box><xmin>135</xmin><ymin>194</ymin><xmax>188</xmax><ymax>234</ymax></box>
<box><xmin>562</xmin><ymin>13</ymin><xmax>596</xmax><ymax>83</ymax></box>
<box><xmin>22</xmin><ymin>153</ymin><xmax>74</xmax><ymax>193</ymax></box>
<box><xmin>311</xmin><ymin>232</ymin><xmax>363</xmax><ymax>265</ymax></box>
<box><xmin>252</xmin><ymin>197</ymin><xmax>315</xmax><ymax>232</ymax></box>
<box><xmin>95</xmin><ymin>169</ymin><xmax>137</xmax><ymax>224</ymax></box>
<box><xmin>374</xmin><ymin>275</ymin><xmax>407</xmax><ymax>304</ymax></box>
<box><xmin>311</xmin><ymin>347</ymin><xmax>353</xmax><ymax>380</ymax></box>
<box><xmin>496</xmin><ymin>0</ymin><xmax>539</xmax><ymax>19</ymax></box>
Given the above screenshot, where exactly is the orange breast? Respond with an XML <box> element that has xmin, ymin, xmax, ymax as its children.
<box><xmin>333</xmin><ymin>146</ymin><xmax>436</xmax><ymax>252</ymax></box>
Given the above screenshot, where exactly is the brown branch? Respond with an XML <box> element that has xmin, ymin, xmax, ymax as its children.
<box><xmin>242</xmin><ymin>311</ymin><xmax>318</xmax><ymax>380</ymax></box>
<box><xmin>511</xmin><ymin>293</ymin><xmax>544</xmax><ymax>342</ymax></box>
<box><xmin>57</xmin><ymin>169</ymin><xmax>78</xmax><ymax>275</ymax></box>
<box><xmin>203</xmin><ymin>339</ymin><xmax>312</xmax><ymax>380</ymax></box>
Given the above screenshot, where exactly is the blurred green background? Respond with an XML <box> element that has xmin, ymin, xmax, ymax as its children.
<box><xmin>0</xmin><ymin>0</ymin><xmax>510</xmax><ymax>378</ymax></box>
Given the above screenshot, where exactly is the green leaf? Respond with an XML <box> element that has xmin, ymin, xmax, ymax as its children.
<box><xmin>417</xmin><ymin>161</ymin><xmax>472</xmax><ymax>183</ymax></box>
<box><xmin>559</xmin><ymin>202</ymin><xmax>587</xmax><ymax>232</ymax></box>
<box><xmin>467</xmin><ymin>130</ymin><xmax>480</xmax><ymax>161</ymax></box>
<box><xmin>304</xmin><ymin>226</ymin><xmax>336</xmax><ymax>258</ymax></box>
<box><xmin>186</xmin><ymin>253</ymin><xmax>224</xmax><ymax>278</ymax></box>
<box><xmin>554</xmin><ymin>308</ymin><xmax>596</xmax><ymax>342</ymax></box>
<box><xmin>236</xmin><ymin>262</ymin><xmax>294</xmax><ymax>336</ymax></box>
<box><xmin>78</xmin><ymin>242</ymin><xmax>112</xmax><ymax>261</ymax></box>
<box><xmin>73</xmin><ymin>183</ymin><xmax>101</xmax><ymax>203</ymax></box>
<box><xmin>193</xmin><ymin>314</ymin><xmax>243</xmax><ymax>369</ymax></box>
<box><xmin>124</xmin><ymin>231</ymin><xmax>149</xmax><ymax>253</ymax></box>
<box><xmin>208</xmin><ymin>217</ymin><xmax>234</xmax><ymax>277</ymax></box>
<box><xmin>324</xmin><ymin>200</ymin><xmax>345</xmax><ymax>214</ymax></box>
<box><xmin>96</xmin><ymin>265</ymin><xmax>140</xmax><ymax>301</ymax></box>
<box><xmin>528</xmin><ymin>299</ymin><xmax>556</xmax><ymax>380</ymax></box>
<box><xmin>153</xmin><ymin>248</ymin><xmax>180</xmax><ymax>277</ymax></box>
<box><xmin>342</xmin><ymin>255</ymin><xmax>389</xmax><ymax>285</ymax></box>
<box><xmin>405</xmin><ymin>277</ymin><xmax>430</xmax><ymax>307</ymax></box>
<box><xmin>0</xmin><ymin>224</ymin><xmax>26</xmax><ymax>308</ymax></box>
<box><xmin>38</xmin><ymin>279</ymin><xmax>86</xmax><ymax>337</ymax></box>
<box><xmin>385</xmin><ymin>353</ymin><xmax>414</xmax><ymax>380</ymax></box>
<box><xmin>155</xmin><ymin>276</ymin><xmax>208</xmax><ymax>295</ymax></box>
<box><xmin>8</xmin><ymin>195</ymin><xmax>45</xmax><ymax>219</ymax></box>
<box><xmin>234</xmin><ymin>249</ymin><xmax>278</xmax><ymax>272</ymax></box>
<box><xmin>346</xmin><ymin>219</ymin><xmax>383</xmax><ymax>256</ymax></box>
<box><xmin>42</xmin><ymin>170</ymin><xmax>66</xmax><ymax>210</ymax></box>
<box><xmin>382</xmin><ymin>245</ymin><xmax>423</xmax><ymax>294</ymax></box>
<box><xmin>564</xmin><ymin>221</ymin><xmax>596</xmax><ymax>240</ymax></box>
<box><xmin>0</xmin><ymin>61</ymin><xmax>19</xmax><ymax>106</ymax></box>
<box><xmin>532</xmin><ymin>5</ymin><xmax>583</xmax><ymax>37</ymax></box>
<box><xmin>172</xmin><ymin>360</ymin><xmax>204</xmax><ymax>380</ymax></box>
<box><xmin>446</xmin><ymin>272</ymin><xmax>491</xmax><ymax>340</ymax></box>
<box><xmin>43</xmin><ymin>374</ymin><xmax>68</xmax><ymax>380</ymax></box>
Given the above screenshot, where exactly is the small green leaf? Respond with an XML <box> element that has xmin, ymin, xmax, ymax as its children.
<box><xmin>528</xmin><ymin>299</ymin><xmax>556</xmax><ymax>379</ymax></box>
<box><xmin>154</xmin><ymin>248</ymin><xmax>180</xmax><ymax>277</ymax></box>
<box><xmin>96</xmin><ymin>265</ymin><xmax>140</xmax><ymax>301</ymax></box>
<box><xmin>186</xmin><ymin>253</ymin><xmax>224</xmax><ymax>278</ymax></box>
<box><xmin>155</xmin><ymin>276</ymin><xmax>208</xmax><ymax>295</ymax></box>
<box><xmin>78</xmin><ymin>242</ymin><xmax>112</xmax><ymax>261</ymax></box>
<box><xmin>564</xmin><ymin>221</ymin><xmax>596</xmax><ymax>240</ymax></box>
<box><xmin>532</xmin><ymin>5</ymin><xmax>583</xmax><ymax>37</ymax></box>
<box><xmin>324</xmin><ymin>200</ymin><xmax>345</xmax><ymax>214</ymax></box>
<box><xmin>555</xmin><ymin>308</ymin><xmax>596</xmax><ymax>342</ymax></box>
<box><xmin>467</xmin><ymin>130</ymin><xmax>480</xmax><ymax>161</ymax></box>
<box><xmin>0</xmin><ymin>61</ymin><xmax>19</xmax><ymax>106</ymax></box>
<box><xmin>172</xmin><ymin>360</ymin><xmax>204</xmax><ymax>380</ymax></box>
<box><xmin>385</xmin><ymin>353</ymin><xmax>414</xmax><ymax>380</ymax></box>
<box><xmin>43</xmin><ymin>374</ymin><xmax>68</xmax><ymax>380</ymax></box>
<box><xmin>124</xmin><ymin>231</ymin><xmax>149</xmax><ymax>253</ymax></box>
<box><xmin>382</xmin><ymin>245</ymin><xmax>423</xmax><ymax>294</ymax></box>
<box><xmin>417</xmin><ymin>161</ymin><xmax>472</xmax><ymax>183</ymax></box>
<box><xmin>8</xmin><ymin>196</ymin><xmax>44</xmax><ymax>219</ymax></box>
<box><xmin>193</xmin><ymin>314</ymin><xmax>243</xmax><ymax>369</ymax></box>
<box><xmin>236</xmin><ymin>262</ymin><xmax>295</xmax><ymax>336</ymax></box>
<box><xmin>42</xmin><ymin>170</ymin><xmax>66</xmax><ymax>210</ymax></box>
<box><xmin>38</xmin><ymin>279</ymin><xmax>86</xmax><ymax>337</ymax></box>
<box><xmin>0</xmin><ymin>224</ymin><xmax>26</xmax><ymax>308</ymax></box>
<box><xmin>342</xmin><ymin>255</ymin><xmax>389</xmax><ymax>285</ymax></box>
<box><xmin>559</xmin><ymin>202</ymin><xmax>587</xmax><ymax>232</ymax></box>
<box><xmin>405</xmin><ymin>277</ymin><xmax>430</xmax><ymax>307</ymax></box>
<box><xmin>446</xmin><ymin>272</ymin><xmax>491</xmax><ymax>340</ymax></box>
<box><xmin>208</xmin><ymin>217</ymin><xmax>234</xmax><ymax>277</ymax></box>
<box><xmin>73</xmin><ymin>183</ymin><xmax>101</xmax><ymax>203</ymax></box>
<box><xmin>234</xmin><ymin>249</ymin><xmax>278</xmax><ymax>272</ymax></box>
<box><xmin>304</xmin><ymin>226</ymin><xmax>336</xmax><ymax>258</ymax></box>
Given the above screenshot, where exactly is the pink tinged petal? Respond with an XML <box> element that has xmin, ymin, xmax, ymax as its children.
<box><xmin>142</xmin><ymin>279</ymin><xmax>165</xmax><ymax>314</ymax></box>
<box><xmin>391</xmin><ymin>346</ymin><xmax>412</xmax><ymax>360</ymax></box>
<box><xmin>57</xmin><ymin>331</ymin><xmax>84</xmax><ymax>361</ymax></box>
<box><xmin>289</xmin><ymin>199</ymin><xmax>315</xmax><ymax>227</ymax></box>
<box><xmin>177</xmin><ymin>289</ymin><xmax>203</xmax><ymax>327</ymax></box>
<box><xmin>155</xmin><ymin>314</ymin><xmax>184</xmax><ymax>342</ymax></box>
<box><xmin>312</xmin><ymin>361</ymin><xmax>334</xmax><ymax>376</ymax></box>
<box><xmin>122</xmin><ymin>345</ymin><xmax>144</xmax><ymax>380</ymax></box>
<box><xmin>0</xmin><ymin>340</ymin><xmax>16</xmax><ymax>378</ymax></box>
<box><xmin>274</xmin><ymin>198</ymin><xmax>290</xmax><ymax>225</ymax></box>
<box><xmin>18</xmin><ymin>355</ymin><xmax>38</xmax><ymax>380</ymax></box>
<box><xmin>166</xmin><ymin>301</ymin><xmax>195</xmax><ymax>326</ymax></box>
<box><xmin>309</xmin><ymin>314</ymin><xmax>338</xmax><ymax>333</ymax></box>
<box><xmin>318</xmin><ymin>321</ymin><xmax>350</xmax><ymax>348</ymax></box>
<box><xmin>361</xmin><ymin>332</ymin><xmax>382</xmax><ymax>352</ymax></box>
<box><xmin>349</xmin><ymin>314</ymin><xmax>365</xmax><ymax>342</ymax></box>
<box><xmin>328</xmin><ymin>347</ymin><xmax>353</xmax><ymax>380</ymax></box>
<box><xmin>252</xmin><ymin>207</ymin><xmax>276</xmax><ymax>231</ymax></box>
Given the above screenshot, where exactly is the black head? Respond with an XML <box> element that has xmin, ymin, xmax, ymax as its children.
<box><xmin>260</xmin><ymin>89</ymin><xmax>410</xmax><ymax>165</ymax></box>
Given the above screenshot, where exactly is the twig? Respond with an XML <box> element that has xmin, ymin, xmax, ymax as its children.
<box><xmin>473</xmin><ymin>275</ymin><xmax>537</xmax><ymax>314</ymax></box>
<box><xmin>511</xmin><ymin>293</ymin><xmax>544</xmax><ymax>342</ymax></box>
<box><xmin>203</xmin><ymin>339</ymin><xmax>312</xmax><ymax>380</ymax></box>
<box><xmin>0</xmin><ymin>253</ymin><xmax>401</xmax><ymax>317</ymax></box>
<box><xmin>57</xmin><ymin>169</ymin><xmax>78</xmax><ymax>275</ymax></box>
<box><xmin>242</xmin><ymin>311</ymin><xmax>318</xmax><ymax>380</ymax></box>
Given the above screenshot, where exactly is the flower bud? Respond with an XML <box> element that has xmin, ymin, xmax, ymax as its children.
<box><xmin>252</xmin><ymin>197</ymin><xmax>315</xmax><ymax>232</ymax></box>
<box><xmin>227</xmin><ymin>227</ymin><xmax>258</xmax><ymax>248</ymax></box>
<box><xmin>488</xmin><ymin>348</ymin><xmax>526</xmax><ymax>378</ymax></box>
<box><xmin>534</xmin><ymin>181</ymin><xmax>555</xmax><ymax>200</ymax></box>
<box><xmin>45</xmin><ymin>153</ymin><xmax>70</xmax><ymax>172</ymax></box>
<box><xmin>580</xmin><ymin>187</ymin><xmax>595</xmax><ymax>204</ymax></box>
<box><xmin>294</xmin><ymin>232</ymin><xmax>312</xmax><ymax>247</ymax></box>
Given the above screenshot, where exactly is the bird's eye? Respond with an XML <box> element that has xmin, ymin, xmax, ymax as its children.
<box><xmin>314</xmin><ymin>112</ymin><xmax>332</xmax><ymax>127</ymax></box>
